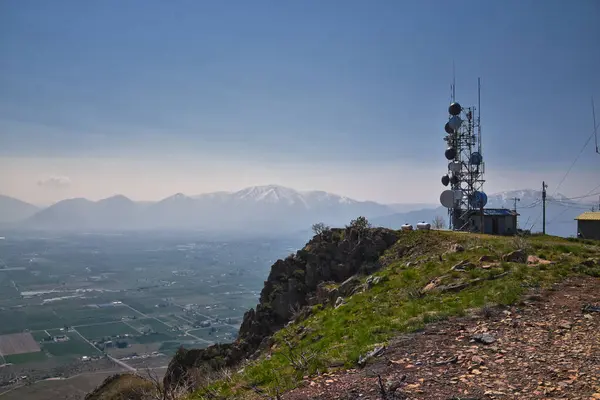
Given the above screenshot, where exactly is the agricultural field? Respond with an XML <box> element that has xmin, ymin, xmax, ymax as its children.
<box><xmin>0</xmin><ymin>332</ymin><xmax>41</xmax><ymax>355</ymax></box>
<box><xmin>75</xmin><ymin>322</ymin><xmax>139</xmax><ymax>341</ymax></box>
<box><xmin>4</xmin><ymin>351</ymin><xmax>48</xmax><ymax>365</ymax></box>
<box><xmin>0</xmin><ymin>230</ymin><xmax>304</xmax><ymax>398</ymax></box>
<box><xmin>41</xmin><ymin>332</ymin><xmax>99</xmax><ymax>358</ymax></box>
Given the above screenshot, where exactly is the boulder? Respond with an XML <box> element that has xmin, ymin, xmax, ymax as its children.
<box><xmin>503</xmin><ymin>249</ymin><xmax>527</xmax><ymax>263</ymax></box>
<box><xmin>421</xmin><ymin>277</ymin><xmax>443</xmax><ymax>294</ymax></box>
<box><xmin>451</xmin><ymin>260</ymin><xmax>476</xmax><ymax>271</ymax></box>
<box><xmin>472</xmin><ymin>333</ymin><xmax>496</xmax><ymax>345</ymax></box>
<box><xmin>338</xmin><ymin>275</ymin><xmax>362</xmax><ymax>297</ymax></box>
<box><xmin>478</xmin><ymin>255</ymin><xmax>496</xmax><ymax>262</ymax></box>
<box><xmin>334</xmin><ymin>297</ymin><xmax>345</xmax><ymax>309</ymax></box>
<box><xmin>526</xmin><ymin>255</ymin><xmax>553</xmax><ymax>266</ymax></box>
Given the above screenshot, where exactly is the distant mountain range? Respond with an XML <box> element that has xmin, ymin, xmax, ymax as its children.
<box><xmin>0</xmin><ymin>194</ymin><xmax>39</xmax><ymax>223</ymax></box>
<box><xmin>2</xmin><ymin>185</ymin><xmax>393</xmax><ymax>233</ymax></box>
<box><xmin>0</xmin><ymin>186</ymin><xmax>594</xmax><ymax>237</ymax></box>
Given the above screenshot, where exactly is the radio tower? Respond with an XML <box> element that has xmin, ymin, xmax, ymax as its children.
<box><xmin>439</xmin><ymin>78</ymin><xmax>486</xmax><ymax>231</ymax></box>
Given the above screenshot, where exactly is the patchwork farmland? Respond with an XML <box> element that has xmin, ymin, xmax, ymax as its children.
<box><xmin>0</xmin><ymin>332</ymin><xmax>41</xmax><ymax>355</ymax></box>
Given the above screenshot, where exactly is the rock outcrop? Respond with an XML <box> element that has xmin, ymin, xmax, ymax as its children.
<box><xmin>164</xmin><ymin>226</ymin><xmax>399</xmax><ymax>389</ymax></box>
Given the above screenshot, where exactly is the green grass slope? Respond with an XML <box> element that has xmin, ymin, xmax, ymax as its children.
<box><xmin>193</xmin><ymin>231</ymin><xmax>600</xmax><ymax>399</ymax></box>
<box><xmin>84</xmin><ymin>373</ymin><xmax>153</xmax><ymax>400</ymax></box>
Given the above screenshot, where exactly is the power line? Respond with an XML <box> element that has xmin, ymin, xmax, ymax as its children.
<box><xmin>552</xmin><ymin>120</ymin><xmax>600</xmax><ymax>197</ymax></box>
<box><xmin>531</xmin><ymin>118</ymin><xmax>600</xmax><ymax>232</ymax></box>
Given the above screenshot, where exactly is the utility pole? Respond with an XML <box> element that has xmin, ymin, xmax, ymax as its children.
<box><xmin>542</xmin><ymin>181</ymin><xmax>548</xmax><ymax>235</ymax></box>
<box><xmin>510</xmin><ymin>197</ymin><xmax>520</xmax><ymax>212</ymax></box>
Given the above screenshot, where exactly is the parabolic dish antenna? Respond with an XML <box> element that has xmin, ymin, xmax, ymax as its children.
<box><xmin>470</xmin><ymin>152</ymin><xmax>482</xmax><ymax>165</ymax></box>
<box><xmin>449</xmin><ymin>102</ymin><xmax>462</xmax><ymax>116</ymax></box>
<box><xmin>444</xmin><ymin>122</ymin><xmax>454</xmax><ymax>134</ymax></box>
<box><xmin>448</xmin><ymin>115</ymin><xmax>462</xmax><ymax>131</ymax></box>
<box><xmin>469</xmin><ymin>191</ymin><xmax>488</xmax><ymax>208</ymax></box>
<box><xmin>448</xmin><ymin>160</ymin><xmax>461</xmax><ymax>173</ymax></box>
<box><xmin>445</xmin><ymin>147</ymin><xmax>456</xmax><ymax>160</ymax></box>
<box><xmin>441</xmin><ymin>175</ymin><xmax>450</xmax><ymax>186</ymax></box>
<box><xmin>440</xmin><ymin>190</ymin><xmax>455</xmax><ymax>208</ymax></box>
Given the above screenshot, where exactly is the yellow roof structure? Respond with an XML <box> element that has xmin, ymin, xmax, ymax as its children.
<box><xmin>575</xmin><ymin>212</ymin><xmax>600</xmax><ymax>221</ymax></box>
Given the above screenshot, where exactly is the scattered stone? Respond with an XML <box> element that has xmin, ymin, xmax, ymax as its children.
<box><xmin>385</xmin><ymin>375</ymin><xmax>407</xmax><ymax>393</ymax></box>
<box><xmin>335</xmin><ymin>297</ymin><xmax>345</xmax><ymax>309</ymax></box>
<box><xmin>451</xmin><ymin>261</ymin><xmax>476</xmax><ymax>271</ymax></box>
<box><xmin>527</xmin><ymin>255</ymin><xmax>553</xmax><ymax>265</ymax></box>
<box><xmin>435</xmin><ymin>355</ymin><xmax>458</xmax><ymax>365</ymax></box>
<box><xmin>503</xmin><ymin>249</ymin><xmax>527</xmax><ymax>263</ymax></box>
<box><xmin>365</xmin><ymin>275</ymin><xmax>385</xmax><ymax>289</ymax></box>
<box><xmin>448</xmin><ymin>243</ymin><xmax>465</xmax><ymax>253</ymax></box>
<box><xmin>472</xmin><ymin>333</ymin><xmax>496</xmax><ymax>345</ymax></box>
<box><xmin>479</xmin><ymin>255</ymin><xmax>496</xmax><ymax>262</ymax></box>
<box><xmin>357</xmin><ymin>345</ymin><xmax>385</xmax><ymax>367</ymax></box>
<box><xmin>421</xmin><ymin>277</ymin><xmax>443</xmax><ymax>294</ymax></box>
<box><xmin>558</xmin><ymin>322</ymin><xmax>572</xmax><ymax>330</ymax></box>
<box><xmin>583</xmin><ymin>304</ymin><xmax>600</xmax><ymax>313</ymax></box>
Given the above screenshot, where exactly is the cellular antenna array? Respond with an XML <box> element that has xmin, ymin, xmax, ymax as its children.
<box><xmin>440</xmin><ymin>78</ymin><xmax>486</xmax><ymax>231</ymax></box>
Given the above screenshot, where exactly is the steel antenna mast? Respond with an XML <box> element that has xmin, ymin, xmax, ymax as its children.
<box><xmin>593</xmin><ymin>97</ymin><xmax>599</xmax><ymax>154</ymax></box>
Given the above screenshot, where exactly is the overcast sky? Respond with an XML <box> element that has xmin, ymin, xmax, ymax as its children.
<box><xmin>1</xmin><ymin>0</ymin><xmax>599</xmax><ymax>205</ymax></box>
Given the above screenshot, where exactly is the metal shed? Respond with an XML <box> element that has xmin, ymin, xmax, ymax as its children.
<box><xmin>464</xmin><ymin>208</ymin><xmax>519</xmax><ymax>235</ymax></box>
<box><xmin>575</xmin><ymin>212</ymin><xmax>600</xmax><ymax>240</ymax></box>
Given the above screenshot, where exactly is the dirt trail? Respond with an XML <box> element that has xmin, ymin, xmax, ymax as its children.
<box><xmin>284</xmin><ymin>277</ymin><xmax>600</xmax><ymax>400</ymax></box>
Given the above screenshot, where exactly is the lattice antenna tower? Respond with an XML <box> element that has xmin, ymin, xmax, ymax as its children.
<box><xmin>439</xmin><ymin>78</ymin><xmax>486</xmax><ymax>231</ymax></box>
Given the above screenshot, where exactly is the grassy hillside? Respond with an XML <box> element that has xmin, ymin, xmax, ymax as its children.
<box><xmin>192</xmin><ymin>231</ymin><xmax>599</xmax><ymax>399</ymax></box>
<box><xmin>84</xmin><ymin>373</ymin><xmax>153</xmax><ymax>400</ymax></box>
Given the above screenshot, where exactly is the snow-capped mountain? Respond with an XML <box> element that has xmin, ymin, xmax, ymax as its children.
<box><xmin>18</xmin><ymin>185</ymin><xmax>394</xmax><ymax>232</ymax></box>
<box><xmin>486</xmin><ymin>189</ymin><xmax>570</xmax><ymax>209</ymax></box>
<box><xmin>233</xmin><ymin>185</ymin><xmax>310</xmax><ymax>207</ymax></box>
<box><xmin>12</xmin><ymin>186</ymin><xmax>594</xmax><ymax>237</ymax></box>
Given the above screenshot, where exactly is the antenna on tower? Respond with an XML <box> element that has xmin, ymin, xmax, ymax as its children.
<box><xmin>451</xmin><ymin>62</ymin><xmax>456</xmax><ymax>102</ymax></box>
<box><xmin>593</xmin><ymin>96</ymin><xmax>599</xmax><ymax>154</ymax></box>
<box><xmin>440</xmin><ymin>75</ymin><xmax>486</xmax><ymax>232</ymax></box>
<box><xmin>478</xmin><ymin>77</ymin><xmax>482</xmax><ymax>154</ymax></box>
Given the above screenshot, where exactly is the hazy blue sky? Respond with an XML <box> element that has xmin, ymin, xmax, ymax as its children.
<box><xmin>1</xmin><ymin>0</ymin><xmax>599</xmax><ymax>204</ymax></box>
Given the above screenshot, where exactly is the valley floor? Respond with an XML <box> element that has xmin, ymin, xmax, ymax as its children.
<box><xmin>283</xmin><ymin>276</ymin><xmax>600</xmax><ymax>399</ymax></box>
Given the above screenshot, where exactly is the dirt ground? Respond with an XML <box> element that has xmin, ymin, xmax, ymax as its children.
<box><xmin>283</xmin><ymin>276</ymin><xmax>600</xmax><ymax>400</ymax></box>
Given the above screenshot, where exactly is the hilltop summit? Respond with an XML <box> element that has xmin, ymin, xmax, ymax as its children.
<box><xmin>86</xmin><ymin>223</ymin><xmax>600</xmax><ymax>399</ymax></box>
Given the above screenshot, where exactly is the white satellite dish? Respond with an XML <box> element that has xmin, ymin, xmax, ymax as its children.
<box><xmin>440</xmin><ymin>190</ymin><xmax>454</xmax><ymax>208</ymax></box>
<box><xmin>448</xmin><ymin>160</ymin><xmax>461</xmax><ymax>173</ymax></box>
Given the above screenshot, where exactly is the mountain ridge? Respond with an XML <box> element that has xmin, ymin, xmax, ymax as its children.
<box><xmin>2</xmin><ymin>186</ymin><xmax>593</xmax><ymax>237</ymax></box>
<box><xmin>0</xmin><ymin>194</ymin><xmax>40</xmax><ymax>224</ymax></box>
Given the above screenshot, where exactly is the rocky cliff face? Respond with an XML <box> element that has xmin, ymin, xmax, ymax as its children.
<box><xmin>164</xmin><ymin>226</ymin><xmax>399</xmax><ymax>389</ymax></box>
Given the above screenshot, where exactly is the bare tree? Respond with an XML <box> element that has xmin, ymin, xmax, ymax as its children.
<box><xmin>311</xmin><ymin>222</ymin><xmax>330</xmax><ymax>237</ymax></box>
<box><xmin>282</xmin><ymin>342</ymin><xmax>318</xmax><ymax>373</ymax></box>
<box><xmin>432</xmin><ymin>216</ymin><xmax>446</xmax><ymax>230</ymax></box>
<box><xmin>135</xmin><ymin>367</ymin><xmax>219</xmax><ymax>400</ymax></box>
